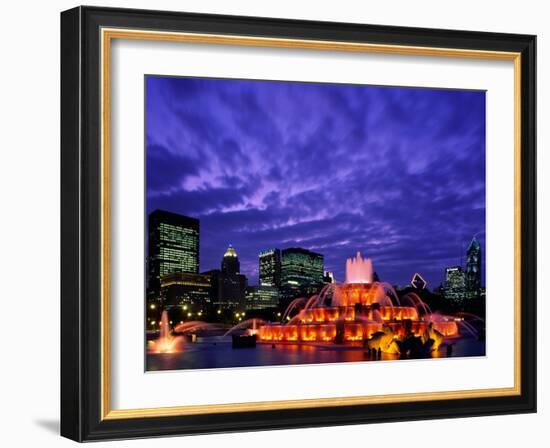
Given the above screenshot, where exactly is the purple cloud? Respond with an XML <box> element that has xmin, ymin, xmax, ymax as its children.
<box><xmin>146</xmin><ymin>76</ymin><xmax>486</xmax><ymax>288</ymax></box>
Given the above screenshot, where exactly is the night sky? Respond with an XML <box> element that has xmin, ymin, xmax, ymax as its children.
<box><xmin>145</xmin><ymin>76</ymin><xmax>486</xmax><ymax>288</ymax></box>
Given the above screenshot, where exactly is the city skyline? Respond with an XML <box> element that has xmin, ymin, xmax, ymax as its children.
<box><xmin>146</xmin><ymin>76</ymin><xmax>486</xmax><ymax>287</ymax></box>
<box><xmin>148</xmin><ymin>207</ymin><xmax>483</xmax><ymax>291</ymax></box>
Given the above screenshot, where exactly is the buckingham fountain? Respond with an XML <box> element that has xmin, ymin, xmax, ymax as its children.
<box><xmin>256</xmin><ymin>252</ymin><xmax>460</xmax><ymax>355</ymax></box>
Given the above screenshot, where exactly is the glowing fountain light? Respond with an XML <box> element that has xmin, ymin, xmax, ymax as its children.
<box><xmin>148</xmin><ymin>310</ymin><xmax>184</xmax><ymax>354</ymax></box>
<box><xmin>345</xmin><ymin>251</ymin><xmax>373</xmax><ymax>284</ymax></box>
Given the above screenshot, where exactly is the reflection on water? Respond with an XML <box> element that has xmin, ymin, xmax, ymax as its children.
<box><xmin>146</xmin><ymin>336</ymin><xmax>485</xmax><ymax>371</ymax></box>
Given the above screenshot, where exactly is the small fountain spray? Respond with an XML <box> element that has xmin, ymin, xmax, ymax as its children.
<box><xmin>223</xmin><ymin>318</ymin><xmax>266</xmax><ymax>337</ymax></box>
<box><xmin>148</xmin><ymin>310</ymin><xmax>183</xmax><ymax>354</ymax></box>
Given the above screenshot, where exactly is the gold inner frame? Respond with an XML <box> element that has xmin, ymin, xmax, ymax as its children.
<box><xmin>100</xmin><ymin>27</ymin><xmax>522</xmax><ymax>420</ymax></box>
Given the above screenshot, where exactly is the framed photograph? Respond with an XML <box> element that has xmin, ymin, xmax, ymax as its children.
<box><xmin>60</xmin><ymin>6</ymin><xmax>536</xmax><ymax>441</ymax></box>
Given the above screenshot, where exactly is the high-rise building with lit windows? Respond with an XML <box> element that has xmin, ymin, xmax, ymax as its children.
<box><xmin>206</xmin><ymin>244</ymin><xmax>248</xmax><ymax>309</ymax></box>
<box><xmin>444</xmin><ymin>266</ymin><xmax>466</xmax><ymax>302</ymax></box>
<box><xmin>465</xmin><ymin>236</ymin><xmax>482</xmax><ymax>299</ymax></box>
<box><xmin>259</xmin><ymin>248</ymin><xmax>281</xmax><ymax>288</ymax></box>
<box><xmin>281</xmin><ymin>248</ymin><xmax>324</xmax><ymax>299</ymax></box>
<box><xmin>443</xmin><ymin>237</ymin><xmax>483</xmax><ymax>303</ymax></box>
<box><xmin>221</xmin><ymin>244</ymin><xmax>240</xmax><ymax>274</ymax></box>
<box><xmin>147</xmin><ymin>209</ymin><xmax>199</xmax><ymax>295</ymax></box>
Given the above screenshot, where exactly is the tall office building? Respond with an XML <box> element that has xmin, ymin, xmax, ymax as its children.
<box><xmin>444</xmin><ymin>266</ymin><xmax>466</xmax><ymax>302</ymax></box>
<box><xmin>465</xmin><ymin>236</ymin><xmax>482</xmax><ymax>299</ymax></box>
<box><xmin>147</xmin><ymin>209</ymin><xmax>199</xmax><ymax>295</ymax></box>
<box><xmin>221</xmin><ymin>244</ymin><xmax>240</xmax><ymax>274</ymax></box>
<box><xmin>207</xmin><ymin>244</ymin><xmax>247</xmax><ymax>309</ymax></box>
<box><xmin>259</xmin><ymin>248</ymin><xmax>281</xmax><ymax>287</ymax></box>
<box><xmin>281</xmin><ymin>248</ymin><xmax>324</xmax><ymax>299</ymax></box>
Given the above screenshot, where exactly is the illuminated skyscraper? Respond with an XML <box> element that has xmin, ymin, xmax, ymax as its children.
<box><xmin>444</xmin><ymin>266</ymin><xmax>465</xmax><ymax>302</ymax></box>
<box><xmin>207</xmin><ymin>244</ymin><xmax>247</xmax><ymax>309</ymax></box>
<box><xmin>147</xmin><ymin>210</ymin><xmax>199</xmax><ymax>295</ymax></box>
<box><xmin>281</xmin><ymin>248</ymin><xmax>324</xmax><ymax>299</ymax></box>
<box><xmin>221</xmin><ymin>244</ymin><xmax>240</xmax><ymax>274</ymax></box>
<box><xmin>465</xmin><ymin>236</ymin><xmax>482</xmax><ymax>299</ymax></box>
<box><xmin>259</xmin><ymin>248</ymin><xmax>281</xmax><ymax>287</ymax></box>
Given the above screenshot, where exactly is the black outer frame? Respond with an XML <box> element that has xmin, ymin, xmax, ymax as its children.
<box><xmin>60</xmin><ymin>6</ymin><xmax>537</xmax><ymax>442</ymax></box>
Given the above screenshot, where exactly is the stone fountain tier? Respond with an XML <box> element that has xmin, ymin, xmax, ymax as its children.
<box><xmin>332</xmin><ymin>282</ymin><xmax>390</xmax><ymax>307</ymax></box>
<box><xmin>258</xmin><ymin>317</ymin><xmax>458</xmax><ymax>344</ymax></box>
<box><xmin>298</xmin><ymin>304</ymin><xmax>419</xmax><ymax>323</ymax></box>
<box><xmin>257</xmin><ymin>299</ymin><xmax>458</xmax><ymax>344</ymax></box>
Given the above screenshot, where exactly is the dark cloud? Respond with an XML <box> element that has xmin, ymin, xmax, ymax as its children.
<box><xmin>146</xmin><ymin>142</ymin><xmax>198</xmax><ymax>191</ymax></box>
<box><xmin>146</xmin><ymin>76</ymin><xmax>486</xmax><ymax>287</ymax></box>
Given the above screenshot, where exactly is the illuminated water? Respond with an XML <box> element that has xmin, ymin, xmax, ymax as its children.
<box><xmin>146</xmin><ymin>335</ymin><xmax>485</xmax><ymax>371</ymax></box>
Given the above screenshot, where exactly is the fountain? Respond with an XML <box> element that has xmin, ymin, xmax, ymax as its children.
<box><xmin>257</xmin><ymin>252</ymin><xmax>463</xmax><ymax>355</ymax></box>
<box><xmin>147</xmin><ymin>310</ymin><xmax>184</xmax><ymax>354</ymax></box>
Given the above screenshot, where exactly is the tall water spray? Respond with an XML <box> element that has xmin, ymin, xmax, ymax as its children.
<box><xmin>345</xmin><ymin>252</ymin><xmax>373</xmax><ymax>284</ymax></box>
<box><xmin>159</xmin><ymin>310</ymin><xmax>170</xmax><ymax>340</ymax></box>
<box><xmin>148</xmin><ymin>310</ymin><xmax>184</xmax><ymax>354</ymax></box>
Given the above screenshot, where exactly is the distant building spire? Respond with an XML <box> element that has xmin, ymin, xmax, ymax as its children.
<box><xmin>224</xmin><ymin>244</ymin><xmax>238</xmax><ymax>258</ymax></box>
<box><xmin>465</xmin><ymin>236</ymin><xmax>481</xmax><ymax>299</ymax></box>
<box><xmin>222</xmin><ymin>244</ymin><xmax>240</xmax><ymax>274</ymax></box>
